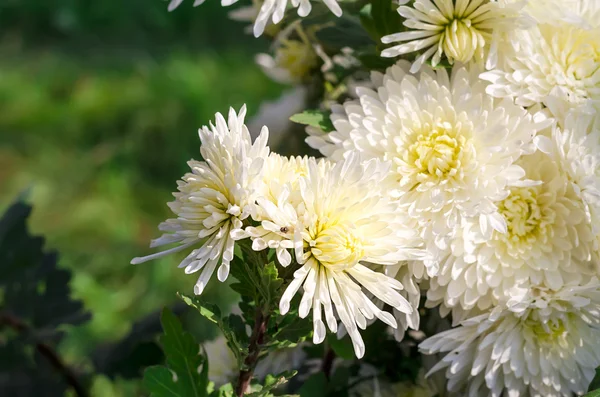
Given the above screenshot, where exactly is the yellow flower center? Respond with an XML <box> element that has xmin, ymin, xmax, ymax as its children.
<box><xmin>305</xmin><ymin>220</ymin><xmax>365</xmax><ymax>271</ymax></box>
<box><xmin>275</xmin><ymin>39</ymin><xmax>318</xmax><ymax>82</ymax></box>
<box><xmin>494</xmin><ymin>186</ymin><xmax>553</xmax><ymax>255</ymax></box>
<box><xmin>524</xmin><ymin>317</ymin><xmax>567</xmax><ymax>344</ymax></box>
<box><xmin>541</xmin><ymin>23</ymin><xmax>600</xmax><ymax>99</ymax></box>
<box><xmin>407</xmin><ymin>122</ymin><xmax>469</xmax><ymax>181</ymax></box>
<box><xmin>500</xmin><ymin>187</ymin><xmax>543</xmax><ymax>238</ymax></box>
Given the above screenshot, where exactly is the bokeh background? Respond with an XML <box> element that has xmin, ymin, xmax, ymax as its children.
<box><xmin>0</xmin><ymin>0</ymin><xmax>286</xmax><ymax>394</ymax></box>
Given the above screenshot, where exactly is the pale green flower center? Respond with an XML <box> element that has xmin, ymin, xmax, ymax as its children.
<box><xmin>524</xmin><ymin>317</ymin><xmax>567</xmax><ymax>344</ymax></box>
<box><xmin>499</xmin><ymin>188</ymin><xmax>543</xmax><ymax>238</ymax></box>
<box><xmin>306</xmin><ymin>220</ymin><xmax>365</xmax><ymax>271</ymax></box>
<box><xmin>541</xmin><ymin>23</ymin><xmax>600</xmax><ymax>95</ymax></box>
<box><xmin>408</xmin><ymin>123</ymin><xmax>469</xmax><ymax>180</ymax></box>
<box><xmin>275</xmin><ymin>39</ymin><xmax>318</xmax><ymax>82</ymax></box>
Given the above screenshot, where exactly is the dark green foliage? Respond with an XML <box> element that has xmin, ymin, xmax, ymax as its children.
<box><xmin>92</xmin><ymin>304</ymin><xmax>190</xmax><ymax>379</ymax></box>
<box><xmin>369</xmin><ymin>0</ymin><xmax>403</xmax><ymax>39</ymax></box>
<box><xmin>0</xmin><ymin>199</ymin><xmax>91</xmax><ymax>396</ymax></box>
<box><xmin>143</xmin><ymin>308</ymin><xmax>209</xmax><ymax>397</ymax></box>
<box><xmin>298</xmin><ymin>372</ymin><xmax>328</xmax><ymax>397</ymax></box>
<box><xmin>179</xmin><ymin>294</ymin><xmax>250</xmax><ymax>369</ymax></box>
<box><xmin>326</xmin><ymin>335</ymin><xmax>354</xmax><ymax>361</ymax></box>
<box><xmin>246</xmin><ymin>370</ymin><xmax>298</xmax><ymax>397</ymax></box>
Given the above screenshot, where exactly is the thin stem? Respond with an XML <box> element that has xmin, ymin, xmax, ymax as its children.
<box><xmin>321</xmin><ymin>345</ymin><xmax>336</xmax><ymax>380</ymax></box>
<box><xmin>236</xmin><ymin>308</ymin><xmax>270</xmax><ymax>396</ymax></box>
<box><xmin>0</xmin><ymin>312</ymin><xmax>88</xmax><ymax>397</ymax></box>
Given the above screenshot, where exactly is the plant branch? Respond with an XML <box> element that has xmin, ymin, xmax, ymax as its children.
<box><xmin>321</xmin><ymin>345</ymin><xmax>336</xmax><ymax>380</ymax></box>
<box><xmin>0</xmin><ymin>312</ymin><xmax>89</xmax><ymax>397</ymax></box>
<box><xmin>235</xmin><ymin>308</ymin><xmax>270</xmax><ymax>396</ymax></box>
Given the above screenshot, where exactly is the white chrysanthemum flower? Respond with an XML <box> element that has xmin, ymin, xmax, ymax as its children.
<box><xmin>515</xmin><ymin>0</ymin><xmax>600</xmax><ymax>28</ymax></box>
<box><xmin>427</xmin><ymin>150</ymin><xmax>597</xmax><ymax>321</ymax></box>
<box><xmin>538</xmin><ymin>107</ymin><xmax>600</xmax><ymax>236</ymax></box>
<box><xmin>386</xmin><ymin>261</ymin><xmax>427</xmax><ymax>342</ymax></box>
<box><xmin>256</xmin><ymin>23</ymin><xmax>318</xmax><ymax>84</ymax></box>
<box><xmin>276</xmin><ymin>155</ymin><xmax>424</xmax><ymax>358</ymax></box>
<box><xmin>421</xmin><ymin>281</ymin><xmax>600</xmax><ymax>397</ymax></box>
<box><xmin>131</xmin><ymin>106</ymin><xmax>269</xmax><ymax>295</ymax></box>
<box><xmin>245</xmin><ymin>154</ymin><xmax>312</xmax><ymax>266</ymax></box>
<box><xmin>380</xmin><ymin>0</ymin><xmax>530</xmax><ymax>72</ymax></box>
<box><xmin>168</xmin><ymin>0</ymin><xmax>342</xmax><ymax>37</ymax></box>
<box><xmin>481</xmin><ymin>3</ymin><xmax>600</xmax><ymax>116</ymax></box>
<box><xmin>307</xmin><ymin>62</ymin><xmax>550</xmax><ymax>272</ymax></box>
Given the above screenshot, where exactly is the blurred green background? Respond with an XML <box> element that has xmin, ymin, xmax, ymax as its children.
<box><xmin>0</xmin><ymin>0</ymin><xmax>283</xmax><ymax>394</ymax></box>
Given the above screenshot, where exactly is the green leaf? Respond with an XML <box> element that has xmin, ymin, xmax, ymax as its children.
<box><xmin>143</xmin><ymin>308</ymin><xmax>208</xmax><ymax>397</ymax></box>
<box><xmin>0</xmin><ymin>200</ymin><xmax>90</xmax><ymax>332</ymax></box>
<box><xmin>179</xmin><ymin>294</ymin><xmax>249</xmax><ymax>369</ymax></box>
<box><xmin>143</xmin><ymin>366</ymin><xmax>182</xmax><ymax>397</ymax></box>
<box><xmin>327</xmin><ymin>335</ymin><xmax>355</xmax><ymax>361</ymax></box>
<box><xmin>246</xmin><ymin>370</ymin><xmax>298</xmax><ymax>397</ymax></box>
<box><xmin>266</xmin><ymin>315</ymin><xmax>312</xmax><ymax>351</ymax></box>
<box><xmin>314</xmin><ymin>15</ymin><xmax>375</xmax><ymax>51</ymax></box>
<box><xmin>209</xmin><ymin>383</ymin><xmax>235</xmax><ymax>397</ymax></box>
<box><xmin>585</xmin><ymin>390</ymin><xmax>600</xmax><ymax>397</ymax></box>
<box><xmin>258</xmin><ymin>262</ymin><xmax>283</xmax><ymax>306</ymax></box>
<box><xmin>229</xmin><ymin>253</ymin><xmax>283</xmax><ymax>309</ymax></box>
<box><xmin>0</xmin><ymin>199</ymin><xmax>91</xmax><ymax>392</ymax></box>
<box><xmin>298</xmin><ymin>372</ymin><xmax>328</xmax><ymax>397</ymax></box>
<box><xmin>370</xmin><ymin>0</ymin><xmax>402</xmax><ymax>39</ymax></box>
<box><xmin>589</xmin><ymin>368</ymin><xmax>600</xmax><ymax>392</ymax></box>
<box><xmin>290</xmin><ymin>110</ymin><xmax>335</xmax><ymax>132</ymax></box>
<box><xmin>356</xmin><ymin>52</ymin><xmax>396</xmax><ymax>71</ymax></box>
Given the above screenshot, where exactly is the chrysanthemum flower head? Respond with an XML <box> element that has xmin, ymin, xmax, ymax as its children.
<box><xmin>168</xmin><ymin>0</ymin><xmax>342</xmax><ymax>37</ymax></box>
<box><xmin>131</xmin><ymin>106</ymin><xmax>269</xmax><ymax>295</ymax></box>
<box><xmin>538</xmin><ymin>105</ymin><xmax>600</xmax><ymax>235</ymax></box>
<box><xmin>245</xmin><ymin>153</ymin><xmax>313</xmax><ymax>266</ymax></box>
<box><xmin>427</xmin><ymin>149</ymin><xmax>597</xmax><ymax>322</ymax></box>
<box><xmin>275</xmin><ymin>154</ymin><xmax>425</xmax><ymax>358</ymax></box>
<box><xmin>256</xmin><ymin>23</ymin><xmax>318</xmax><ymax>84</ymax></box>
<box><xmin>421</xmin><ymin>281</ymin><xmax>600</xmax><ymax>396</ymax></box>
<box><xmin>380</xmin><ymin>0</ymin><xmax>531</xmax><ymax>72</ymax></box>
<box><xmin>308</xmin><ymin>61</ymin><xmax>551</xmax><ymax>273</ymax></box>
<box><xmin>481</xmin><ymin>1</ymin><xmax>600</xmax><ymax>116</ymax></box>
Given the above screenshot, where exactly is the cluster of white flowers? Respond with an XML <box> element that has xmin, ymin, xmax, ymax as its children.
<box><xmin>132</xmin><ymin>105</ymin><xmax>427</xmax><ymax>358</ymax></box>
<box><xmin>303</xmin><ymin>0</ymin><xmax>600</xmax><ymax>395</ymax></box>
<box><xmin>138</xmin><ymin>0</ymin><xmax>600</xmax><ymax>395</ymax></box>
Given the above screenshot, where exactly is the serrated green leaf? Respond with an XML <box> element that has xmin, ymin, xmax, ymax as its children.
<box><xmin>246</xmin><ymin>370</ymin><xmax>298</xmax><ymax>397</ymax></box>
<box><xmin>143</xmin><ymin>366</ymin><xmax>181</xmax><ymax>397</ymax></box>
<box><xmin>258</xmin><ymin>262</ymin><xmax>283</xmax><ymax>306</ymax></box>
<box><xmin>0</xmin><ymin>200</ymin><xmax>90</xmax><ymax>331</ymax></box>
<box><xmin>0</xmin><ymin>199</ymin><xmax>91</xmax><ymax>393</ymax></box>
<box><xmin>290</xmin><ymin>110</ymin><xmax>335</xmax><ymax>132</ymax></box>
<box><xmin>179</xmin><ymin>293</ymin><xmax>249</xmax><ymax>369</ymax></box>
<box><xmin>179</xmin><ymin>294</ymin><xmax>222</xmax><ymax>325</ymax></box>
<box><xmin>229</xmin><ymin>282</ymin><xmax>255</xmax><ymax>298</ymax></box>
<box><xmin>267</xmin><ymin>316</ymin><xmax>312</xmax><ymax>350</ymax></box>
<box><xmin>143</xmin><ymin>308</ymin><xmax>208</xmax><ymax>397</ymax></box>
<box><xmin>298</xmin><ymin>372</ymin><xmax>328</xmax><ymax>397</ymax></box>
